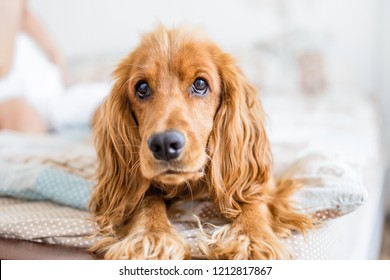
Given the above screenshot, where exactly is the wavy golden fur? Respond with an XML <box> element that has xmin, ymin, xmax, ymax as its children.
<box><xmin>89</xmin><ymin>26</ymin><xmax>313</xmax><ymax>259</ymax></box>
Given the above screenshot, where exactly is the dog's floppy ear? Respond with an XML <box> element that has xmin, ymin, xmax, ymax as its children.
<box><xmin>207</xmin><ymin>52</ymin><xmax>272</xmax><ymax>219</ymax></box>
<box><xmin>89</xmin><ymin>57</ymin><xmax>150</xmax><ymax>234</ymax></box>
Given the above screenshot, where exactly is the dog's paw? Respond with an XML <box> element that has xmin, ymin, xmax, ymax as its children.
<box><xmin>200</xmin><ymin>224</ymin><xmax>292</xmax><ymax>260</ymax></box>
<box><xmin>103</xmin><ymin>230</ymin><xmax>190</xmax><ymax>260</ymax></box>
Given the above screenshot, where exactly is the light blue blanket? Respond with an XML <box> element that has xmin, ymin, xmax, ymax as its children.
<box><xmin>0</xmin><ymin>163</ymin><xmax>93</xmax><ymax>210</ymax></box>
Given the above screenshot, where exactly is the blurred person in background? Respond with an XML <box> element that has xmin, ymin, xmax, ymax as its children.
<box><xmin>0</xmin><ymin>0</ymin><xmax>66</xmax><ymax>133</ymax></box>
<box><xmin>0</xmin><ymin>0</ymin><xmax>110</xmax><ymax>133</ymax></box>
<box><xmin>0</xmin><ymin>0</ymin><xmax>109</xmax><ymax>133</ymax></box>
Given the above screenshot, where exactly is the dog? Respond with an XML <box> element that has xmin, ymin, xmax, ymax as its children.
<box><xmin>89</xmin><ymin>26</ymin><xmax>313</xmax><ymax>259</ymax></box>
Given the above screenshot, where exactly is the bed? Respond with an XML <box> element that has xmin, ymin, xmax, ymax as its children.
<box><xmin>0</xmin><ymin>91</ymin><xmax>384</xmax><ymax>260</ymax></box>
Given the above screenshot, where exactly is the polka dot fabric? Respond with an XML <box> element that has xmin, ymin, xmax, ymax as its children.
<box><xmin>0</xmin><ymin>195</ymin><xmax>364</xmax><ymax>258</ymax></box>
<box><xmin>34</xmin><ymin>167</ymin><xmax>93</xmax><ymax>209</ymax></box>
<box><xmin>0</xmin><ymin>165</ymin><xmax>93</xmax><ymax>210</ymax></box>
<box><xmin>0</xmin><ymin>197</ymin><xmax>99</xmax><ymax>248</ymax></box>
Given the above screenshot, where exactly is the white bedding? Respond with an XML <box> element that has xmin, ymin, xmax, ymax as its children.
<box><xmin>263</xmin><ymin>93</ymin><xmax>385</xmax><ymax>259</ymax></box>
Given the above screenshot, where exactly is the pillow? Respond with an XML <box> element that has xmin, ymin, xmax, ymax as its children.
<box><xmin>282</xmin><ymin>153</ymin><xmax>368</xmax><ymax>222</ymax></box>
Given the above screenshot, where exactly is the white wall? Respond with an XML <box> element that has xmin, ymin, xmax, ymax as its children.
<box><xmin>30</xmin><ymin>0</ymin><xmax>279</xmax><ymax>58</ymax></box>
<box><xmin>286</xmin><ymin>0</ymin><xmax>376</xmax><ymax>93</ymax></box>
<box><xmin>29</xmin><ymin>0</ymin><xmax>377</xmax><ymax>95</ymax></box>
<box><xmin>376</xmin><ymin>0</ymin><xmax>390</xmax><ymax>146</ymax></box>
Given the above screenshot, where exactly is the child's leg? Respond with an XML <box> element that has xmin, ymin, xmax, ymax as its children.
<box><xmin>0</xmin><ymin>98</ymin><xmax>47</xmax><ymax>133</ymax></box>
<box><xmin>0</xmin><ymin>0</ymin><xmax>23</xmax><ymax>77</ymax></box>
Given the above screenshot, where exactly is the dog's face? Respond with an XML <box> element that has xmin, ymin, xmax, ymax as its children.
<box><xmin>92</xmin><ymin>27</ymin><xmax>275</xmax><ymax>246</ymax></box>
<box><xmin>91</xmin><ymin>28</ymin><xmax>312</xmax><ymax>260</ymax></box>
<box><xmin>124</xmin><ymin>30</ymin><xmax>222</xmax><ymax>186</ymax></box>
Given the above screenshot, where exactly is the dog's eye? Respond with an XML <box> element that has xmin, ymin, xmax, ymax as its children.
<box><xmin>191</xmin><ymin>78</ymin><xmax>208</xmax><ymax>96</ymax></box>
<box><xmin>136</xmin><ymin>82</ymin><xmax>151</xmax><ymax>100</ymax></box>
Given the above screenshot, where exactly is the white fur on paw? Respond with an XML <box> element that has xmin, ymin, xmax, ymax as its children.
<box><xmin>198</xmin><ymin>224</ymin><xmax>291</xmax><ymax>260</ymax></box>
<box><xmin>104</xmin><ymin>231</ymin><xmax>190</xmax><ymax>260</ymax></box>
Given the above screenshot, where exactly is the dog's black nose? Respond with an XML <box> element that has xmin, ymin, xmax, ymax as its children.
<box><xmin>147</xmin><ymin>130</ymin><xmax>185</xmax><ymax>161</ymax></box>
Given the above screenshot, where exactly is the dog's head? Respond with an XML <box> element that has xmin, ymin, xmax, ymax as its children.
<box><xmin>126</xmin><ymin>28</ymin><xmax>222</xmax><ymax>186</ymax></box>
<box><xmin>91</xmin><ymin>26</ymin><xmax>271</xmax><ymax>222</ymax></box>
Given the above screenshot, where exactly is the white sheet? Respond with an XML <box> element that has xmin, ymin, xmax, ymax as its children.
<box><xmin>263</xmin><ymin>93</ymin><xmax>385</xmax><ymax>259</ymax></box>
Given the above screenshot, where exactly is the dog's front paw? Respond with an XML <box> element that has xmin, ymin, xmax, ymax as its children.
<box><xmin>200</xmin><ymin>224</ymin><xmax>291</xmax><ymax>260</ymax></box>
<box><xmin>103</xmin><ymin>230</ymin><xmax>190</xmax><ymax>260</ymax></box>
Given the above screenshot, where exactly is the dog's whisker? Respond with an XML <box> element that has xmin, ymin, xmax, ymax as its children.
<box><xmin>184</xmin><ymin>180</ymin><xmax>194</xmax><ymax>202</ymax></box>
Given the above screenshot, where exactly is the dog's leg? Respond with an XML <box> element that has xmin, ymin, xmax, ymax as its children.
<box><xmin>97</xmin><ymin>195</ymin><xmax>190</xmax><ymax>260</ymax></box>
<box><xmin>203</xmin><ymin>203</ymin><xmax>295</xmax><ymax>260</ymax></box>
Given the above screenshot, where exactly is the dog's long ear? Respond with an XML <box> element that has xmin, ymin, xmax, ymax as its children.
<box><xmin>207</xmin><ymin>53</ymin><xmax>272</xmax><ymax>219</ymax></box>
<box><xmin>89</xmin><ymin>58</ymin><xmax>150</xmax><ymax>234</ymax></box>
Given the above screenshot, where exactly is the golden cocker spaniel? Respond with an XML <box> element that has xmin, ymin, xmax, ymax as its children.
<box><xmin>89</xmin><ymin>26</ymin><xmax>313</xmax><ymax>260</ymax></box>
